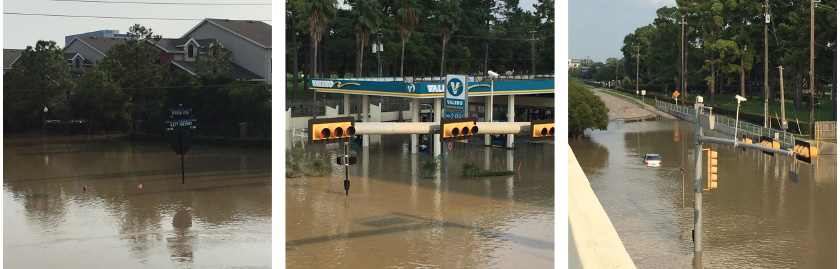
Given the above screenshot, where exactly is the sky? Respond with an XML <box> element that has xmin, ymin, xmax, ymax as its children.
<box><xmin>2</xmin><ymin>0</ymin><xmax>537</xmax><ymax>49</ymax></box>
<box><xmin>569</xmin><ymin>0</ymin><xmax>676</xmax><ymax>63</ymax></box>
<box><xmin>3</xmin><ymin>0</ymin><xmax>272</xmax><ymax>49</ymax></box>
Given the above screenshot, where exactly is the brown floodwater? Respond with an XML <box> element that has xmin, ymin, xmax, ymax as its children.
<box><xmin>286</xmin><ymin>135</ymin><xmax>554</xmax><ymax>268</ymax></box>
<box><xmin>4</xmin><ymin>135</ymin><xmax>271</xmax><ymax>268</ymax></box>
<box><xmin>569</xmin><ymin>118</ymin><xmax>836</xmax><ymax>268</ymax></box>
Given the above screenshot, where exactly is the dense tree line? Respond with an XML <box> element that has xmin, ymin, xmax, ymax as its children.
<box><xmin>286</xmin><ymin>0</ymin><xmax>555</xmax><ymax>100</ymax></box>
<box><xmin>3</xmin><ymin>24</ymin><xmax>271</xmax><ymax>135</ymax></box>
<box><xmin>568</xmin><ymin>79</ymin><xmax>609</xmax><ymax>138</ymax></box>
<box><xmin>571</xmin><ymin>1</ymin><xmax>836</xmax><ymax>110</ymax></box>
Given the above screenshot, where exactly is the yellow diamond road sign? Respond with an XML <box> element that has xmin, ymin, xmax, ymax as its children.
<box><xmin>673</xmin><ymin>91</ymin><xmax>680</xmax><ymax>98</ymax></box>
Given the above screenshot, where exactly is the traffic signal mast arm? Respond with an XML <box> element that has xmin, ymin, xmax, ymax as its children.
<box><xmin>351</xmin><ymin>121</ymin><xmax>536</xmax><ymax>135</ymax></box>
<box><xmin>696</xmin><ymin>136</ymin><xmax>802</xmax><ymax>157</ymax></box>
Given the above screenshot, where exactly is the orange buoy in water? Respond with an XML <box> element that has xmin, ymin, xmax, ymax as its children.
<box><xmin>83</xmin><ymin>185</ymin><xmax>87</xmax><ymax>192</ymax></box>
<box><xmin>138</xmin><ymin>184</ymin><xmax>143</xmax><ymax>189</ymax></box>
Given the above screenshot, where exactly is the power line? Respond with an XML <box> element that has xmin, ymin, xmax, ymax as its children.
<box><xmin>4</xmin><ymin>12</ymin><xmax>270</xmax><ymax>22</ymax></box>
<box><xmin>49</xmin><ymin>0</ymin><xmax>270</xmax><ymax>5</ymax></box>
<box><xmin>5</xmin><ymin>84</ymin><xmax>268</xmax><ymax>92</ymax></box>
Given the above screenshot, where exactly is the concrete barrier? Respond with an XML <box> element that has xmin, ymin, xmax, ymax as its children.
<box><xmin>568</xmin><ymin>145</ymin><xmax>636</xmax><ymax>268</ymax></box>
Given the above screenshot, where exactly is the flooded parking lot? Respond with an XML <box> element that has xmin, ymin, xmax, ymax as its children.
<box><xmin>286</xmin><ymin>135</ymin><xmax>554</xmax><ymax>268</ymax></box>
<box><xmin>4</xmin><ymin>135</ymin><xmax>272</xmax><ymax>268</ymax></box>
<box><xmin>570</xmin><ymin>118</ymin><xmax>836</xmax><ymax>268</ymax></box>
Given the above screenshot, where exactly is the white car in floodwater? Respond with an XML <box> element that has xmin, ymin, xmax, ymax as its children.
<box><xmin>643</xmin><ymin>154</ymin><xmax>662</xmax><ymax>167</ymax></box>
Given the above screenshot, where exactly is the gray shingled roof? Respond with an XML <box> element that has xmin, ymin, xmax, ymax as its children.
<box><xmin>155</xmin><ymin>38</ymin><xmax>215</xmax><ymax>52</ymax></box>
<box><xmin>206</xmin><ymin>19</ymin><xmax>271</xmax><ymax>48</ymax></box>
<box><xmin>154</xmin><ymin>38</ymin><xmax>187</xmax><ymax>52</ymax></box>
<box><xmin>69</xmin><ymin>36</ymin><xmax>127</xmax><ymax>55</ymax></box>
<box><xmin>171</xmin><ymin>60</ymin><xmax>263</xmax><ymax>81</ymax></box>
<box><xmin>4</xmin><ymin>49</ymin><xmax>24</xmax><ymax>69</ymax></box>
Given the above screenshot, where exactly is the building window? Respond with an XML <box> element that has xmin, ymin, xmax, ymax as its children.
<box><xmin>188</xmin><ymin>45</ymin><xmax>194</xmax><ymax>58</ymax></box>
<box><xmin>74</xmin><ymin>58</ymin><xmax>80</xmax><ymax>69</ymax></box>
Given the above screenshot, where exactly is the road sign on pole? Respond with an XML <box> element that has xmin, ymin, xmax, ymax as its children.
<box><xmin>166</xmin><ymin>107</ymin><xmax>196</xmax><ymax>184</ymax></box>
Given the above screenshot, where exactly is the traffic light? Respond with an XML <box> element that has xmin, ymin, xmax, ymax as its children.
<box><xmin>759</xmin><ymin>136</ymin><xmax>774</xmax><ymax>156</ymax></box>
<box><xmin>708</xmin><ymin>150</ymin><xmax>718</xmax><ymax>189</ymax></box>
<box><xmin>308</xmin><ymin>117</ymin><xmax>356</xmax><ymax>143</ymax></box>
<box><xmin>440</xmin><ymin>117</ymin><xmax>479</xmax><ymax>141</ymax></box>
<box><xmin>531</xmin><ymin>120</ymin><xmax>555</xmax><ymax>139</ymax></box>
<box><xmin>793</xmin><ymin>140</ymin><xmax>818</xmax><ymax>164</ymax></box>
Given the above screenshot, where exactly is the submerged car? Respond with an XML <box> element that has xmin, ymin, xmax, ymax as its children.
<box><xmin>643</xmin><ymin>154</ymin><xmax>662</xmax><ymax>167</ymax></box>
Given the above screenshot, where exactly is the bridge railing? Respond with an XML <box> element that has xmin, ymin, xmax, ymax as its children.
<box><xmin>655</xmin><ymin>100</ymin><xmax>796</xmax><ymax>149</ymax></box>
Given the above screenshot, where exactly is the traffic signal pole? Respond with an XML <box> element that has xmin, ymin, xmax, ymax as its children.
<box><xmin>692</xmin><ymin>99</ymin><xmax>805</xmax><ymax>254</ymax></box>
<box><xmin>693</xmin><ymin>102</ymin><xmax>703</xmax><ymax>253</ymax></box>
<box><xmin>344</xmin><ymin>142</ymin><xmax>350</xmax><ymax>195</ymax></box>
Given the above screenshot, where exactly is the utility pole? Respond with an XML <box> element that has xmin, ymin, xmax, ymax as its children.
<box><xmin>764</xmin><ymin>0</ymin><xmax>769</xmax><ymax>128</ymax></box>
<box><xmin>531</xmin><ymin>30</ymin><xmax>536</xmax><ymax>76</ymax></box>
<box><xmin>636</xmin><ymin>45</ymin><xmax>640</xmax><ymax>95</ymax></box>
<box><xmin>809</xmin><ymin>0</ymin><xmax>815</xmax><ymax>139</ymax></box>
<box><xmin>681</xmin><ymin>15</ymin><xmax>686</xmax><ymax>98</ymax></box>
<box><xmin>615</xmin><ymin>59</ymin><xmax>618</xmax><ymax>90</ymax></box>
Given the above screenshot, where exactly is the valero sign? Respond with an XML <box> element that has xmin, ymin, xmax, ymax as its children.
<box><xmin>444</xmin><ymin>75</ymin><xmax>468</xmax><ymax>119</ymax></box>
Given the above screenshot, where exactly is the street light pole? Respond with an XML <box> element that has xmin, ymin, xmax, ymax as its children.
<box><xmin>636</xmin><ymin>45</ymin><xmax>640</xmax><ymax>95</ymax></box>
<box><xmin>764</xmin><ymin>0</ymin><xmax>769</xmax><ymax>128</ymax></box>
<box><xmin>809</xmin><ymin>0</ymin><xmax>815</xmax><ymax>139</ymax></box>
<box><xmin>43</xmin><ymin>106</ymin><xmax>48</xmax><ymax>134</ymax></box>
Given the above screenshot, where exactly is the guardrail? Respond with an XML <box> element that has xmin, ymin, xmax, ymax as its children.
<box><xmin>656</xmin><ymin>100</ymin><xmax>796</xmax><ymax>148</ymax></box>
<box><xmin>568</xmin><ymin>145</ymin><xmax>635</xmax><ymax>268</ymax></box>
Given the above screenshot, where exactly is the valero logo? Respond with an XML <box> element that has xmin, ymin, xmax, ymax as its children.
<box><xmin>447</xmin><ymin>78</ymin><xmax>464</xmax><ymax>96</ymax></box>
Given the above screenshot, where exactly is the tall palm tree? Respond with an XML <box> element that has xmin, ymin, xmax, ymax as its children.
<box><xmin>394</xmin><ymin>0</ymin><xmax>418</xmax><ymax>77</ymax></box>
<box><xmin>438</xmin><ymin>0</ymin><xmax>461</xmax><ymax>77</ymax></box>
<box><xmin>353</xmin><ymin>0</ymin><xmax>381</xmax><ymax>78</ymax></box>
<box><xmin>300</xmin><ymin>0</ymin><xmax>337</xmax><ymax>79</ymax></box>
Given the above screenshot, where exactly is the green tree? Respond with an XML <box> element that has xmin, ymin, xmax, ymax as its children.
<box><xmin>622</xmin><ymin>76</ymin><xmax>633</xmax><ymax>89</ymax></box>
<box><xmin>569</xmin><ymin>80</ymin><xmax>609</xmax><ymax>138</ymax></box>
<box><xmin>195</xmin><ymin>39</ymin><xmax>234</xmax><ymax>77</ymax></box>
<box><xmin>351</xmin><ymin>0</ymin><xmax>381</xmax><ymax>77</ymax></box>
<box><xmin>437</xmin><ymin>0</ymin><xmax>462</xmax><ymax>76</ymax></box>
<box><xmin>394</xmin><ymin>0</ymin><xmax>418</xmax><ymax>77</ymax></box>
<box><xmin>72</xmin><ymin>66</ymin><xmax>131</xmax><ymax>133</ymax></box>
<box><xmin>3</xmin><ymin>40</ymin><xmax>71</xmax><ymax>132</ymax></box>
<box><xmin>534</xmin><ymin>0</ymin><xmax>554</xmax><ymax>73</ymax></box>
<box><xmin>299</xmin><ymin>0</ymin><xmax>337</xmax><ymax>78</ymax></box>
<box><xmin>228</xmin><ymin>83</ymin><xmax>271</xmax><ymax>138</ymax></box>
<box><xmin>99</xmin><ymin>24</ymin><xmax>166</xmax><ymax>123</ymax></box>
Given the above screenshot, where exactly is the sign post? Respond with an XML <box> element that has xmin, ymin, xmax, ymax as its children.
<box><xmin>673</xmin><ymin>90</ymin><xmax>681</xmax><ymax>105</ymax></box>
<box><xmin>166</xmin><ymin>107</ymin><xmax>197</xmax><ymax>184</ymax></box>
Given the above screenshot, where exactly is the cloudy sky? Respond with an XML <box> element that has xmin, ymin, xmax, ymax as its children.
<box><xmin>569</xmin><ymin>0</ymin><xmax>676</xmax><ymax>63</ymax></box>
<box><xmin>3</xmin><ymin>0</ymin><xmax>271</xmax><ymax>49</ymax></box>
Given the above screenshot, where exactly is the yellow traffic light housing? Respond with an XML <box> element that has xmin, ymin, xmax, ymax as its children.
<box><xmin>702</xmin><ymin>148</ymin><xmax>719</xmax><ymax>191</ymax></box>
<box><xmin>531</xmin><ymin>120</ymin><xmax>555</xmax><ymax>139</ymax></box>
<box><xmin>759</xmin><ymin>136</ymin><xmax>774</xmax><ymax>156</ymax></box>
<box><xmin>708</xmin><ymin>150</ymin><xmax>718</xmax><ymax>190</ymax></box>
<box><xmin>441</xmin><ymin>117</ymin><xmax>478</xmax><ymax>141</ymax></box>
<box><xmin>308</xmin><ymin>117</ymin><xmax>356</xmax><ymax>143</ymax></box>
<box><xmin>793</xmin><ymin>140</ymin><xmax>817</xmax><ymax>164</ymax></box>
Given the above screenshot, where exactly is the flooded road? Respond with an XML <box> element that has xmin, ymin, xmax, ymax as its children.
<box><xmin>286</xmin><ymin>136</ymin><xmax>554</xmax><ymax>268</ymax></box>
<box><xmin>4</xmin><ymin>135</ymin><xmax>272</xmax><ymax>268</ymax></box>
<box><xmin>570</xmin><ymin>118</ymin><xmax>836</xmax><ymax>268</ymax></box>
